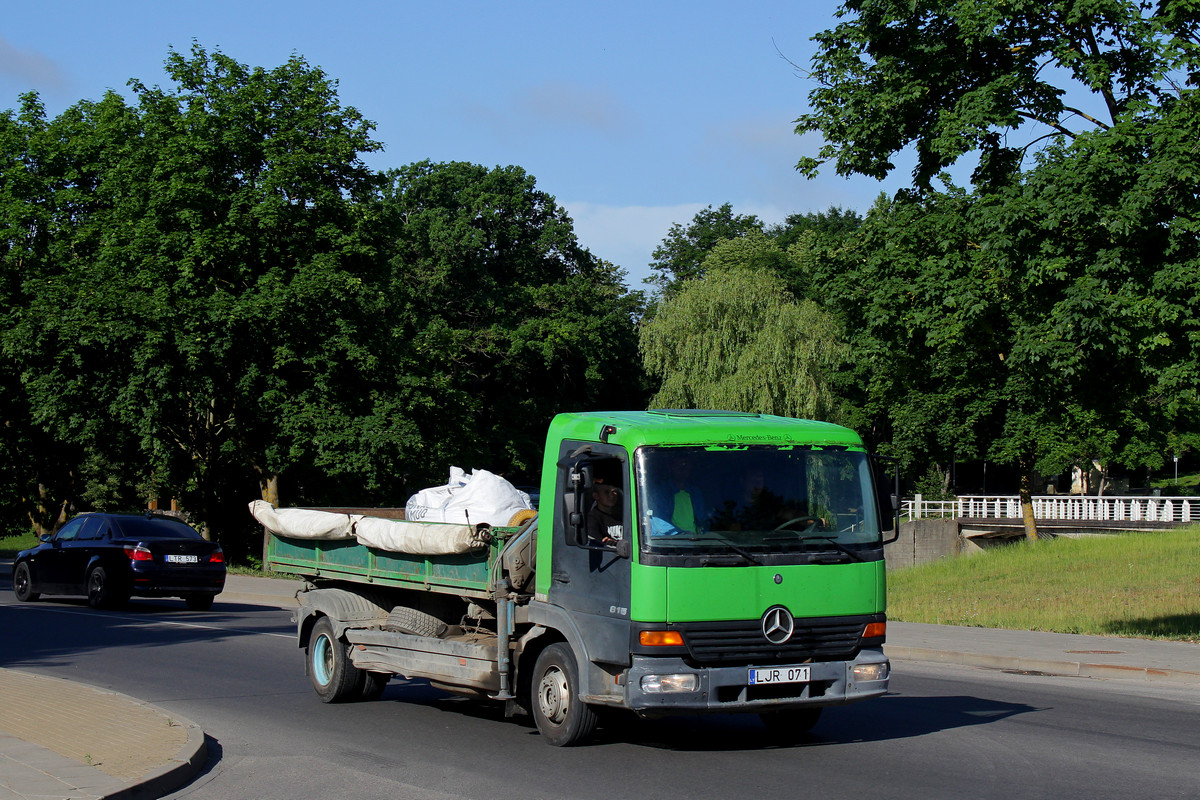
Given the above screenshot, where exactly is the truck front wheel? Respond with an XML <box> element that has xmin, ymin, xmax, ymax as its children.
<box><xmin>531</xmin><ymin>643</ymin><xmax>598</xmax><ymax>746</ymax></box>
<box><xmin>308</xmin><ymin>616</ymin><xmax>361</xmax><ymax>703</ymax></box>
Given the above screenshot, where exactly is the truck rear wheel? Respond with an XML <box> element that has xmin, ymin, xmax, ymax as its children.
<box><xmin>308</xmin><ymin>616</ymin><xmax>361</xmax><ymax>703</ymax></box>
<box><xmin>357</xmin><ymin>670</ymin><xmax>389</xmax><ymax>701</ymax></box>
<box><xmin>531</xmin><ymin>643</ymin><xmax>598</xmax><ymax>746</ymax></box>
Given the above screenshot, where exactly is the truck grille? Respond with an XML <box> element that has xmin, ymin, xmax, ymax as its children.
<box><xmin>677</xmin><ymin>615</ymin><xmax>876</xmax><ymax>666</ymax></box>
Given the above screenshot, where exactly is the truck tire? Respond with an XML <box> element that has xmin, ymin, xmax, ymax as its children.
<box><xmin>383</xmin><ymin>606</ymin><xmax>447</xmax><ymax>638</ymax></box>
<box><xmin>759</xmin><ymin>707</ymin><xmax>822</xmax><ymax>739</ymax></box>
<box><xmin>357</xmin><ymin>670</ymin><xmax>389</xmax><ymax>701</ymax></box>
<box><xmin>531</xmin><ymin>643</ymin><xmax>598</xmax><ymax>746</ymax></box>
<box><xmin>308</xmin><ymin>616</ymin><xmax>362</xmax><ymax>703</ymax></box>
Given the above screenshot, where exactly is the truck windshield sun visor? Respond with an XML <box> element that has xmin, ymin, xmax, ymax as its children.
<box><xmin>635</xmin><ymin>445</ymin><xmax>884</xmax><ymax>561</ymax></box>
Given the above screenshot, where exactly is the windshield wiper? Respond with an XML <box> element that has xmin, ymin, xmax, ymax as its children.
<box><xmin>793</xmin><ymin>534</ymin><xmax>865</xmax><ymax>562</ymax></box>
<box><xmin>678</xmin><ymin>535</ymin><xmax>762</xmax><ymax>565</ymax></box>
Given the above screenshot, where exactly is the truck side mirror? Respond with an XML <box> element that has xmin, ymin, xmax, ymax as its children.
<box><xmin>564</xmin><ymin>461</ymin><xmax>594</xmax><ymax>546</ymax></box>
<box><xmin>877</xmin><ymin>480</ymin><xmax>895</xmax><ymax>532</ymax></box>
<box><xmin>614</xmin><ymin>537</ymin><xmax>631</xmax><ymax>559</ymax></box>
<box><xmin>871</xmin><ymin>454</ymin><xmax>900</xmax><ymax>542</ymax></box>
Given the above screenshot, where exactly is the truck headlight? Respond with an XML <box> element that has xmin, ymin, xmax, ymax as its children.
<box><xmin>640</xmin><ymin>673</ymin><xmax>698</xmax><ymax>693</ymax></box>
<box><xmin>851</xmin><ymin>663</ymin><xmax>889</xmax><ymax>682</ymax></box>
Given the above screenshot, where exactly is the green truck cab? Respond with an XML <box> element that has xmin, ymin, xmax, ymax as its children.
<box><xmin>268</xmin><ymin>410</ymin><xmax>892</xmax><ymax>746</ymax></box>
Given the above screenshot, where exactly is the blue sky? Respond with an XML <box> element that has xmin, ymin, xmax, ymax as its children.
<box><xmin>2</xmin><ymin>1</ymin><xmax>907</xmax><ymax>289</ymax></box>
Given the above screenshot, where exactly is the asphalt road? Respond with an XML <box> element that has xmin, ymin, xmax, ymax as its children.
<box><xmin>3</xmin><ymin>592</ymin><xmax>1198</xmax><ymax>800</ymax></box>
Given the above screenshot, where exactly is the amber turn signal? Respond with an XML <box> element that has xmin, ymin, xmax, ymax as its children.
<box><xmin>862</xmin><ymin>622</ymin><xmax>886</xmax><ymax>639</ymax></box>
<box><xmin>639</xmin><ymin>630</ymin><xmax>685</xmax><ymax>646</ymax></box>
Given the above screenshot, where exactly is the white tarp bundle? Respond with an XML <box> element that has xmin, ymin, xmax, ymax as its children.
<box><xmin>353</xmin><ymin>516</ymin><xmax>480</xmax><ymax>555</ymax></box>
<box><xmin>405</xmin><ymin>467</ymin><xmax>532</xmax><ymax>527</ymax></box>
<box><xmin>249</xmin><ymin>500</ymin><xmax>358</xmax><ymax>539</ymax></box>
<box><xmin>248</xmin><ymin>500</ymin><xmax>486</xmax><ymax>556</ymax></box>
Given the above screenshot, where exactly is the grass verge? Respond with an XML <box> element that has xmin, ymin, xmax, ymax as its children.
<box><xmin>0</xmin><ymin>531</ymin><xmax>40</xmax><ymax>558</ymax></box>
<box><xmin>225</xmin><ymin>564</ymin><xmax>292</xmax><ymax>579</ymax></box>
<box><xmin>888</xmin><ymin>527</ymin><xmax>1200</xmax><ymax>641</ymax></box>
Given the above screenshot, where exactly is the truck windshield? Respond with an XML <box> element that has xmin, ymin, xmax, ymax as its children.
<box><xmin>635</xmin><ymin>445</ymin><xmax>882</xmax><ymax>558</ymax></box>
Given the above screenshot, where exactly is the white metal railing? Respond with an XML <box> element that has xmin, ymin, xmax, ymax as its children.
<box><xmin>902</xmin><ymin>495</ymin><xmax>1200</xmax><ymax>523</ymax></box>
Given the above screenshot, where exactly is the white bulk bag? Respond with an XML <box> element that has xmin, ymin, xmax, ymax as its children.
<box><xmin>405</xmin><ymin>467</ymin><xmax>532</xmax><ymax>527</ymax></box>
<box><xmin>248</xmin><ymin>500</ymin><xmax>359</xmax><ymax>540</ymax></box>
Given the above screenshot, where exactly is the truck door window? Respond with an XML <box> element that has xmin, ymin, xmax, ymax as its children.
<box><xmin>562</xmin><ymin>453</ymin><xmax>627</xmax><ymax>552</ymax></box>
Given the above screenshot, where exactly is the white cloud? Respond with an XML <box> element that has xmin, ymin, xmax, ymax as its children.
<box><xmin>459</xmin><ymin>80</ymin><xmax>634</xmax><ymax>146</ymax></box>
<box><xmin>517</xmin><ymin>81</ymin><xmax>629</xmax><ymax>135</ymax></box>
<box><xmin>0</xmin><ymin>36</ymin><xmax>68</xmax><ymax>93</ymax></box>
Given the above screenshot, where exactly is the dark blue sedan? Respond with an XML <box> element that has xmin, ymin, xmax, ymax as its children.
<box><xmin>12</xmin><ymin>512</ymin><xmax>226</xmax><ymax>610</ymax></box>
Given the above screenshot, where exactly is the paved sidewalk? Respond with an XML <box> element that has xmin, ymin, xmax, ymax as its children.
<box><xmin>887</xmin><ymin>621</ymin><xmax>1200</xmax><ymax>684</ymax></box>
<box><xmin>3</xmin><ymin>572</ymin><xmax>1198</xmax><ymax>799</ymax></box>
<box><xmin>0</xmin><ymin>670</ymin><xmax>205</xmax><ymax>800</ymax></box>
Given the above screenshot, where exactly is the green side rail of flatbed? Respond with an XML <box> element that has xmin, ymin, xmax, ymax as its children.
<box><xmin>266</xmin><ymin>524</ymin><xmax>520</xmax><ymax>600</ymax></box>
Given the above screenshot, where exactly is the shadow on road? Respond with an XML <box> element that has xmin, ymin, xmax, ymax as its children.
<box><xmin>360</xmin><ymin>679</ymin><xmax>1039</xmax><ymax>751</ymax></box>
<box><xmin>1</xmin><ymin>576</ymin><xmax>294</xmax><ymax>671</ymax></box>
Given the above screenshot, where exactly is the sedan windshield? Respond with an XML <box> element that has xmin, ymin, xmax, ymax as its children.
<box><xmin>635</xmin><ymin>444</ymin><xmax>882</xmax><ymax>558</ymax></box>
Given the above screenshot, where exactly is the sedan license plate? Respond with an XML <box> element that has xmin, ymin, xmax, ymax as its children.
<box><xmin>166</xmin><ymin>554</ymin><xmax>199</xmax><ymax>564</ymax></box>
<box><xmin>748</xmin><ymin>665</ymin><xmax>811</xmax><ymax>685</ymax></box>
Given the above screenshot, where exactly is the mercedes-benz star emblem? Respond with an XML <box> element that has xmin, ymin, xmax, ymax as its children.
<box><xmin>761</xmin><ymin>606</ymin><xmax>794</xmax><ymax>645</ymax></box>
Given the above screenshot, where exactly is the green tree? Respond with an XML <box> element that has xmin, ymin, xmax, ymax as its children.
<box><xmin>809</xmin><ymin>191</ymin><xmax>1004</xmax><ymax>476</ymax></box>
<box><xmin>640</xmin><ymin>257</ymin><xmax>847</xmax><ymax>420</ymax></box>
<box><xmin>3</xmin><ymin>46</ymin><xmax>391</xmax><ymax>552</ymax></box>
<box><xmin>797</xmin><ymin>2</ymin><xmax>1200</xmax><ymax>539</ymax></box>
<box><xmin>646</xmin><ymin>203</ymin><xmax>764</xmax><ymax>295</ymax></box>
<box><xmin>797</xmin><ymin>0</ymin><xmax>1200</xmax><ymax>189</ymax></box>
<box><xmin>379</xmin><ymin>161</ymin><xmax>647</xmax><ymax>477</ymax></box>
<box><xmin>769</xmin><ymin>206</ymin><xmax>863</xmax><ymax>252</ymax></box>
<box><xmin>0</xmin><ymin>47</ymin><xmax>648</xmax><ymax>554</ymax></box>
<box><xmin>0</xmin><ymin>91</ymin><xmax>146</xmax><ymax>534</ymax></box>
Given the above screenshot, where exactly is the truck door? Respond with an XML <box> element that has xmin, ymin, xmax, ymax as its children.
<box><xmin>549</xmin><ymin>441</ymin><xmax>632</xmax><ymax>665</ymax></box>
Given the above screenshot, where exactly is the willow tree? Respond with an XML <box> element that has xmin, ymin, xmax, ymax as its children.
<box><xmin>640</xmin><ymin>240</ymin><xmax>848</xmax><ymax>420</ymax></box>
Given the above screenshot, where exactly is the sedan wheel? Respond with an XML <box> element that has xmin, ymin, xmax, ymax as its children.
<box><xmin>86</xmin><ymin>566</ymin><xmax>126</xmax><ymax>609</ymax></box>
<box><xmin>13</xmin><ymin>562</ymin><xmax>39</xmax><ymax>602</ymax></box>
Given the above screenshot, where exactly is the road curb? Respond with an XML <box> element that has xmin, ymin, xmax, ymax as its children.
<box><xmin>886</xmin><ymin>645</ymin><xmax>1200</xmax><ymax>685</ymax></box>
<box><xmin>104</xmin><ymin>709</ymin><xmax>207</xmax><ymax>800</ymax></box>
<box><xmin>219</xmin><ymin>590</ymin><xmax>297</xmax><ymax>609</ymax></box>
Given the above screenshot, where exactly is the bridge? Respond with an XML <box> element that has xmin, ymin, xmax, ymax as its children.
<box><xmin>886</xmin><ymin>494</ymin><xmax>1199</xmax><ymax>569</ymax></box>
<box><xmin>903</xmin><ymin>494</ymin><xmax>1200</xmax><ymax>524</ymax></box>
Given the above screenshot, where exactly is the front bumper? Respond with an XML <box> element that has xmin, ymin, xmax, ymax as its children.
<box><xmin>623</xmin><ymin>648</ymin><xmax>889</xmax><ymax>717</ymax></box>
